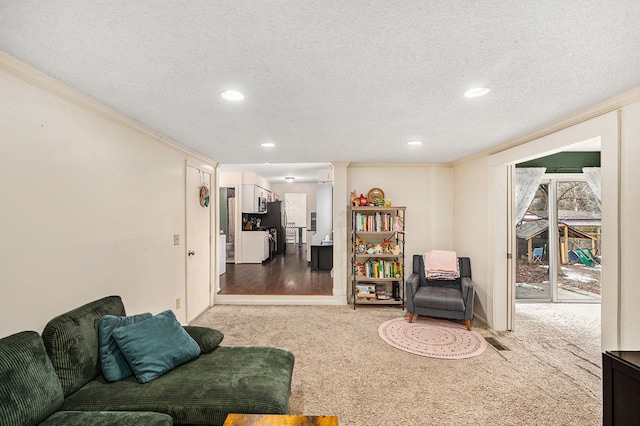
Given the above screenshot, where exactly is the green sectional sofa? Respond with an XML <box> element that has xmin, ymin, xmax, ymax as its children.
<box><xmin>0</xmin><ymin>296</ymin><xmax>295</xmax><ymax>426</ymax></box>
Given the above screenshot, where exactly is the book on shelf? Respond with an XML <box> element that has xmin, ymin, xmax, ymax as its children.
<box><xmin>354</xmin><ymin>212</ymin><xmax>396</xmax><ymax>233</ymax></box>
<box><xmin>376</xmin><ymin>283</ymin><xmax>389</xmax><ymax>300</ymax></box>
<box><xmin>361</xmin><ymin>260</ymin><xmax>402</xmax><ymax>279</ymax></box>
<box><xmin>355</xmin><ymin>284</ymin><xmax>376</xmax><ymax>299</ymax></box>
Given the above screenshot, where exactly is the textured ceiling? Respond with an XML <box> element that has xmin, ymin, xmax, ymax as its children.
<box><xmin>2</xmin><ymin>1</ymin><xmax>639</xmax><ymax>180</ymax></box>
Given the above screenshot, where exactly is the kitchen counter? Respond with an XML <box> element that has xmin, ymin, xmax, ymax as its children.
<box><xmin>311</xmin><ymin>243</ymin><xmax>333</xmax><ymax>270</ymax></box>
<box><xmin>240</xmin><ymin>230</ymin><xmax>269</xmax><ymax>263</ymax></box>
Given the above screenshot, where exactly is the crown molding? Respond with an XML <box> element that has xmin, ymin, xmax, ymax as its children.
<box><xmin>454</xmin><ymin>85</ymin><xmax>640</xmax><ymax>166</ymax></box>
<box><xmin>348</xmin><ymin>162</ymin><xmax>451</xmax><ymax>169</ymax></box>
<box><xmin>0</xmin><ymin>51</ymin><xmax>216</xmax><ymax>167</ymax></box>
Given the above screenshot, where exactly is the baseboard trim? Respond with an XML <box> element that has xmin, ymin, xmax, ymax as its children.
<box><xmin>213</xmin><ymin>294</ymin><xmax>347</xmax><ymax>305</ymax></box>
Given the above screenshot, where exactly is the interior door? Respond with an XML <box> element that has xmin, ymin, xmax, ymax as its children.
<box><xmin>186</xmin><ymin>165</ymin><xmax>211</xmax><ymax>322</ymax></box>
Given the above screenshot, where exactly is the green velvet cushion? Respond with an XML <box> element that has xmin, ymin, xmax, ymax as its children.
<box><xmin>40</xmin><ymin>410</ymin><xmax>174</xmax><ymax>426</ymax></box>
<box><xmin>42</xmin><ymin>296</ymin><xmax>126</xmax><ymax>397</ymax></box>
<box><xmin>0</xmin><ymin>331</ymin><xmax>64</xmax><ymax>426</ymax></box>
<box><xmin>183</xmin><ymin>326</ymin><xmax>224</xmax><ymax>354</ymax></box>
<box><xmin>99</xmin><ymin>313</ymin><xmax>152</xmax><ymax>382</ymax></box>
<box><xmin>62</xmin><ymin>346</ymin><xmax>295</xmax><ymax>426</ymax></box>
<box><xmin>112</xmin><ymin>310</ymin><xmax>201</xmax><ymax>383</ymax></box>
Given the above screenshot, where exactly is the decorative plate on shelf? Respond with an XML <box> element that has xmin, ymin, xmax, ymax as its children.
<box><xmin>355</xmin><ymin>238</ymin><xmax>367</xmax><ymax>254</ymax></box>
<box><xmin>367</xmin><ymin>187</ymin><xmax>384</xmax><ymax>203</ymax></box>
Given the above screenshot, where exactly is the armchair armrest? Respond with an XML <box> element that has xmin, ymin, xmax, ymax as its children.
<box><xmin>406</xmin><ymin>273</ymin><xmax>420</xmax><ymax>298</ymax></box>
<box><xmin>182</xmin><ymin>326</ymin><xmax>224</xmax><ymax>354</ymax></box>
<box><xmin>461</xmin><ymin>277</ymin><xmax>475</xmax><ymax>320</ymax></box>
<box><xmin>461</xmin><ymin>277</ymin><xmax>473</xmax><ymax>300</ymax></box>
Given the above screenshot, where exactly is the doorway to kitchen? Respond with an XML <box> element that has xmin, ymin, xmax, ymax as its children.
<box><xmin>218</xmin><ymin>189</ymin><xmax>333</xmax><ymax>296</ymax></box>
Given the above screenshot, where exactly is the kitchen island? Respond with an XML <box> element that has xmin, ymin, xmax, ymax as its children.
<box><xmin>240</xmin><ymin>230</ymin><xmax>270</xmax><ymax>263</ymax></box>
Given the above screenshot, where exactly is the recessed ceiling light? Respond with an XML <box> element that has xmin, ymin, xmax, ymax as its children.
<box><xmin>261</xmin><ymin>142</ymin><xmax>275</xmax><ymax>148</ymax></box>
<box><xmin>406</xmin><ymin>140</ymin><xmax>422</xmax><ymax>145</ymax></box>
<box><xmin>284</xmin><ymin>176</ymin><xmax>295</xmax><ymax>182</ymax></box>
<box><xmin>464</xmin><ymin>87</ymin><xmax>490</xmax><ymax>98</ymax></box>
<box><xmin>221</xmin><ymin>90</ymin><xmax>245</xmax><ymax>101</ymax></box>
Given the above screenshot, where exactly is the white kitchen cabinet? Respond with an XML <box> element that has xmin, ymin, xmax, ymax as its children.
<box><xmin>240</xmin><ymin>230</ymin><xmax>269</xmax><ymax>263</ymax></box>
<box><xmin>242</xmin><ymin>184</ymin><xmax>269</xmax><ymax>213</ymax></box>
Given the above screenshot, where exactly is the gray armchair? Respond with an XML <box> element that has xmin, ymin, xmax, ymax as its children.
<box><xmin>406</xmin><ymin>255</ymin><xmax>475</xmax><ymax>330</ymax></box>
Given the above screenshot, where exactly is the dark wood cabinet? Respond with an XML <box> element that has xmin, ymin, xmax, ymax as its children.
<box><xmin>603</xmin><ymin>351</ymin><xmax>640</xmax><ymax>426</ymax></box>
<box><xmin>311</xmin><ymin>244</ymin><xmax>333</xmax><ymax>270</ymax></box>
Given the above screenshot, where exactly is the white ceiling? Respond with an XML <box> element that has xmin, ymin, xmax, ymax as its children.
<box><xmin>220</xmin><ymin>162</ymin><xmax>331</xmax><ymax>183</ymax></box>
<box><xmin>1</xmin><ymin>1</ymin><xmax>638</xmax><ymax>181</ymax></box>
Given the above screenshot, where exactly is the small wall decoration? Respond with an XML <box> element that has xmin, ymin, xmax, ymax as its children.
<box><xmin>199</xmin><ymin>183</ymin><xmax>210</xmax><ymax>207</ymax></box>
<box><xmin>198</xmin><ymin>169</ymin><xmax>210</xmax><ymax>207</ymax></box>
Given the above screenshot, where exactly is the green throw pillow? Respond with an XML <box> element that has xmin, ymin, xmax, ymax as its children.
<box><xmin>183</xmin><ymin>325</ymin><xmax>224</xmax><ymax>353</ymax></box>
<box><xmin>98</xmin><ymin>313</ymin><xmax>152</xmax><ymax>382</ymax></box>
<box><xmin>112</xmin><ymin>310</ymin><xmax>201</xmax><ymax>383</ymax></box>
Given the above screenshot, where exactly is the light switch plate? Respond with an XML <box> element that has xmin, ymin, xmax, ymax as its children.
<box><xmin>173</xmin><ymin>234</ymin><xmax>180</xmax><ymax>245</ymax></box>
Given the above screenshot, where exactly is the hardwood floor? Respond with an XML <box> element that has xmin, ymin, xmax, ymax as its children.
<box><xmin>218</xmin><ymin>243</ymin><xmax>333</xmax><ymax>295</ymax></box>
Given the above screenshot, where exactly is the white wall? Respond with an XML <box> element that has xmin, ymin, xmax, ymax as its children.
<box><xmin>452</xmin><ymin>156</ymin><xmax>490</xmax><ymax>323</ymax></box>
<box><xmin>347</xmin><ymin>164</ymin><xmax>454</xmax><ymax>299</ymax></box>
<box><xmin>0</xmin><ymin>54</ymin><xmax>216</xmax><ymax>337</ymax></box>
<box><xmin>619</xmin><ymin>101</ymin><xmax>640</xmax><ymax>349</ymax></box>
<box><xmin>348</xmin><ymin>164</ymin><xmax>454</xmax><ymax>259</ymax></box>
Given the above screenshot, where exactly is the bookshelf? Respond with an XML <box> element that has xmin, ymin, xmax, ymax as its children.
<box><xmin>350</xmin><ymin>206</ymin><xmax>405</xmax><ymax>309</ymax></box>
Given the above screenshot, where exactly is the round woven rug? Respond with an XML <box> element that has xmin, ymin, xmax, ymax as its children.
<box><xmin>378</xmin><ymin>317</ymin><xmax>487</xmax><ymax>359</ymax></box>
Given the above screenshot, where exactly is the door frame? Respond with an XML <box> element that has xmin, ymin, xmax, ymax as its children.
<box><xmin>489</xmin><ymin>111</ymin><xmax>618</xmax><ymax>337</ymax></box>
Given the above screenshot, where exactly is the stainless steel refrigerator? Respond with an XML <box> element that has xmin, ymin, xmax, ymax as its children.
<box><xmin>262</xmin><ymin>201</ymin><xmax>286</xmax><ymax>254</ymax></box>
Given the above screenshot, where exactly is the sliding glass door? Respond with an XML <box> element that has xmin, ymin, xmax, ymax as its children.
<box><xmin>555</xmin><ymin>180</ymin><xmax>601</xmax><ymax>301</ymax></box>
<box><xmin>516</xmin><ymin>177</ymin><xmax>601</xmax><ymax>302</ymax></box>
<box><xmin>516</xmin><ymin>181</ymin><xmax>551</xmax><ymax>300</ymax></box>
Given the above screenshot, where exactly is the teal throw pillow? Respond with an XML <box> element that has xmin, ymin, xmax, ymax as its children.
<box><xmin>112</xmin><ymin>310</ymin><xmax>201</xmax><ymax>383</ymax></box>
<box><xmin>98</xmin><ymin>312</ymin><xmax>152</xmax><ymax>382</ymax></box>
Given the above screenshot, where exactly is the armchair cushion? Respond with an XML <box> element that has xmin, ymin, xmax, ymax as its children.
<box><xmin>414</xmin><ymin>286</ymin><xmax>465</xmax><ymax>312</ymax></box>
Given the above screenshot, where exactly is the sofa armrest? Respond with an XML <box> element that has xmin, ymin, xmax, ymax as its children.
<box><xmin>182</xmin><ymin>326</ymin><xmax>224</xmax><ymax>354</ymax></box>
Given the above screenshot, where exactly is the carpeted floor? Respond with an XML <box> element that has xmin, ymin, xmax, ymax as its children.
<box><xmin>192</xmin><ymin>303</ymin><xmax>601</xmax><ymax>425</ymax></box>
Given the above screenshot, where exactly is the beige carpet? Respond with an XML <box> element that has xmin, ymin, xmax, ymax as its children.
<box><xmin>192</xmin><ymin>303</ymin><xmax>601</xmax><ymax>425</ymax></box>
